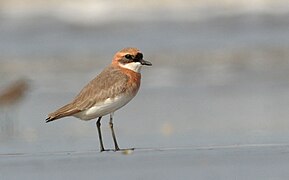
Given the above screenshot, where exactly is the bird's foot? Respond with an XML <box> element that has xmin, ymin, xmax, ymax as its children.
<box><xmin>99</xmin><ymin>147</ymin><xmax>134</xmax><ymax>152</ymax></box>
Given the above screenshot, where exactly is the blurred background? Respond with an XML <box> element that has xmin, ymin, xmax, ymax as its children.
<box><xmin>1</xmin><ymin>0</ymin><xmax>289</xmax><ymax>154</ymax></box>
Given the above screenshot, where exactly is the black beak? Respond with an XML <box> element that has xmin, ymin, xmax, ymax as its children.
<box><xmin>140</xmin><ymin>59</ymin><xmax>152</xmax><ymax>66</ymax></box>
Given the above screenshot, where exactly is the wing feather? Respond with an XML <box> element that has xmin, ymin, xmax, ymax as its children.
<box><xmin>73</xmin><ymin>66</ymin><xmax>129</xmax><ymax>110</ymax></box>
<box><xmin>46</xmin><ymin>66</ymin><xmax>129</xmax><ymax>122</ymax></box>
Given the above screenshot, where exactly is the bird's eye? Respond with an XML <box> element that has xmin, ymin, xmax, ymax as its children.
<box><xmin>125</xmin><ymin>54</ymin><xmax>132</xmax><ymax>59</ymax></box>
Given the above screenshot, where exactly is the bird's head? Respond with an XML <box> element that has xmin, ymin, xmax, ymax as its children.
<box><xmin>112</xmin><ymin>47</ymin><xmax>152</xmax><ymax>73</ymax></box>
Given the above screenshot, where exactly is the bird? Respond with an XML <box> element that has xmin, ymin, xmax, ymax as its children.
<box><xmin>0</xmin><ymin>79</ymin><xmax>29</xmax><ymax>108</ymax></box>
<box><xmin>0</xmin><ymin>79</ymin><xmax>29</xmax><ymax>137</ymax></box>
<box><xmin>46</xmin><ymin>47</ymin><xmax>152</xmax><ymax>152</ymax></box>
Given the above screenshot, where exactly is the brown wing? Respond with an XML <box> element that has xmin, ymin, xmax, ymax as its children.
<box><xmin>46</xmin><ymin>103</ymin><xmax>81</xmax><ymax>122</ymax></box>
<box><xmin>46</xmin><ymin>66</ymin><xmax>129</xmax><ymax>122</ymax></box>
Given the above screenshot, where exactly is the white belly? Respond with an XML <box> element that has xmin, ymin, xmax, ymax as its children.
<box><xmin>73</xmin><ymin>94</ymin><xmax>135</xmax><ymax>120</ymax></box>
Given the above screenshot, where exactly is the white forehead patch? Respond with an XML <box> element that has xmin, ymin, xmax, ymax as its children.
<box><xmin>119</xmin><ymin>62</ymin><xmax>142</xmax><ymax>73</ymax></box>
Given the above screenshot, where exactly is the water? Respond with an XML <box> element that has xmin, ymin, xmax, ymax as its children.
<box><xmin>1</xmin><ymin>6</ymin><xmax>289</xmax><ymax>179</ymax></box>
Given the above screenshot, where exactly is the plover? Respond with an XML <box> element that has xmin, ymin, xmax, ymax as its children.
<box><xmin>46</xmin><ymin>47</ymin><xmax>152</xmax><ymax>152</ymax></box>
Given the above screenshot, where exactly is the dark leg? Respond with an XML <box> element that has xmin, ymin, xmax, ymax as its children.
<box><xmin>109</xmin><ymin>113</ymin><xmax>120</xmax><ymax>151</ymax></box>
<box><xmin>96</xmin><ymin>117</ymin><xmax>105</xmax><ymax>152</ymax></box>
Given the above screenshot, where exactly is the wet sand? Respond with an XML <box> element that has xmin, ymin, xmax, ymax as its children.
<box><xmin>2</xmin><ymin>145</ymin><xmax>289</xmax><ymax>180</ymax></box>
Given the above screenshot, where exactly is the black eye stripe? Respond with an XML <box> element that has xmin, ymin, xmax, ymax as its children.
<box><xmin>135</xmin><ymin>53</ymin><xmax>143</xmax><ymax>60</ymax></box>
<box><xmin>122</xmin><ymin>53</ymin><xmax>143</xmax><ymax>64</ymax></box>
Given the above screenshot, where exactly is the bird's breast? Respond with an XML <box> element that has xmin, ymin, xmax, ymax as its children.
<box><xmin>74</xmin><ymin>68</ymin><xmax>141</xmax><ymax>121</ymax></box>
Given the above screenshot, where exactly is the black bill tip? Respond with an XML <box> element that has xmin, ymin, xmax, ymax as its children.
<box><xmin>140</xmin><ymin>59</ymin><xmax>152</xmax><ymax>66</ymax></box>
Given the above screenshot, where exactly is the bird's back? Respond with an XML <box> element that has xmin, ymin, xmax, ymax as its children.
<box><xmin>46</xmin><ymin>65</ymin><xmax>140</xmax><ymax>122</ymax></box>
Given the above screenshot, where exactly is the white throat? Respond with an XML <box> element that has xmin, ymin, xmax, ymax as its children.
<box><xmin>119</xmin><ymin>62</ymin><xmax>142</xmax><ymax>73</ymax></box>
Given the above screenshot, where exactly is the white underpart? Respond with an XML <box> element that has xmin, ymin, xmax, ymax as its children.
<box><xmin>74</xmin><ymin>94</ymin><xmax>135</xmax><ymax>120</ymax></box>
<box><xmin>119</xmin><ymin>62</ymin><xmax>142</xmax><ymax>73</ymax></box>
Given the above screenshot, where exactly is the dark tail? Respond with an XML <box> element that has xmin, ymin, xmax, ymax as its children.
<box><xmin>46</xmin><ymin>103</ymin><xmax>80</xmax><ymax>123</ymax></box>
<box><xmin>46</xmin><ymin>116</ymin><xmax>55</xmax><ymax>123</ymax></box>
